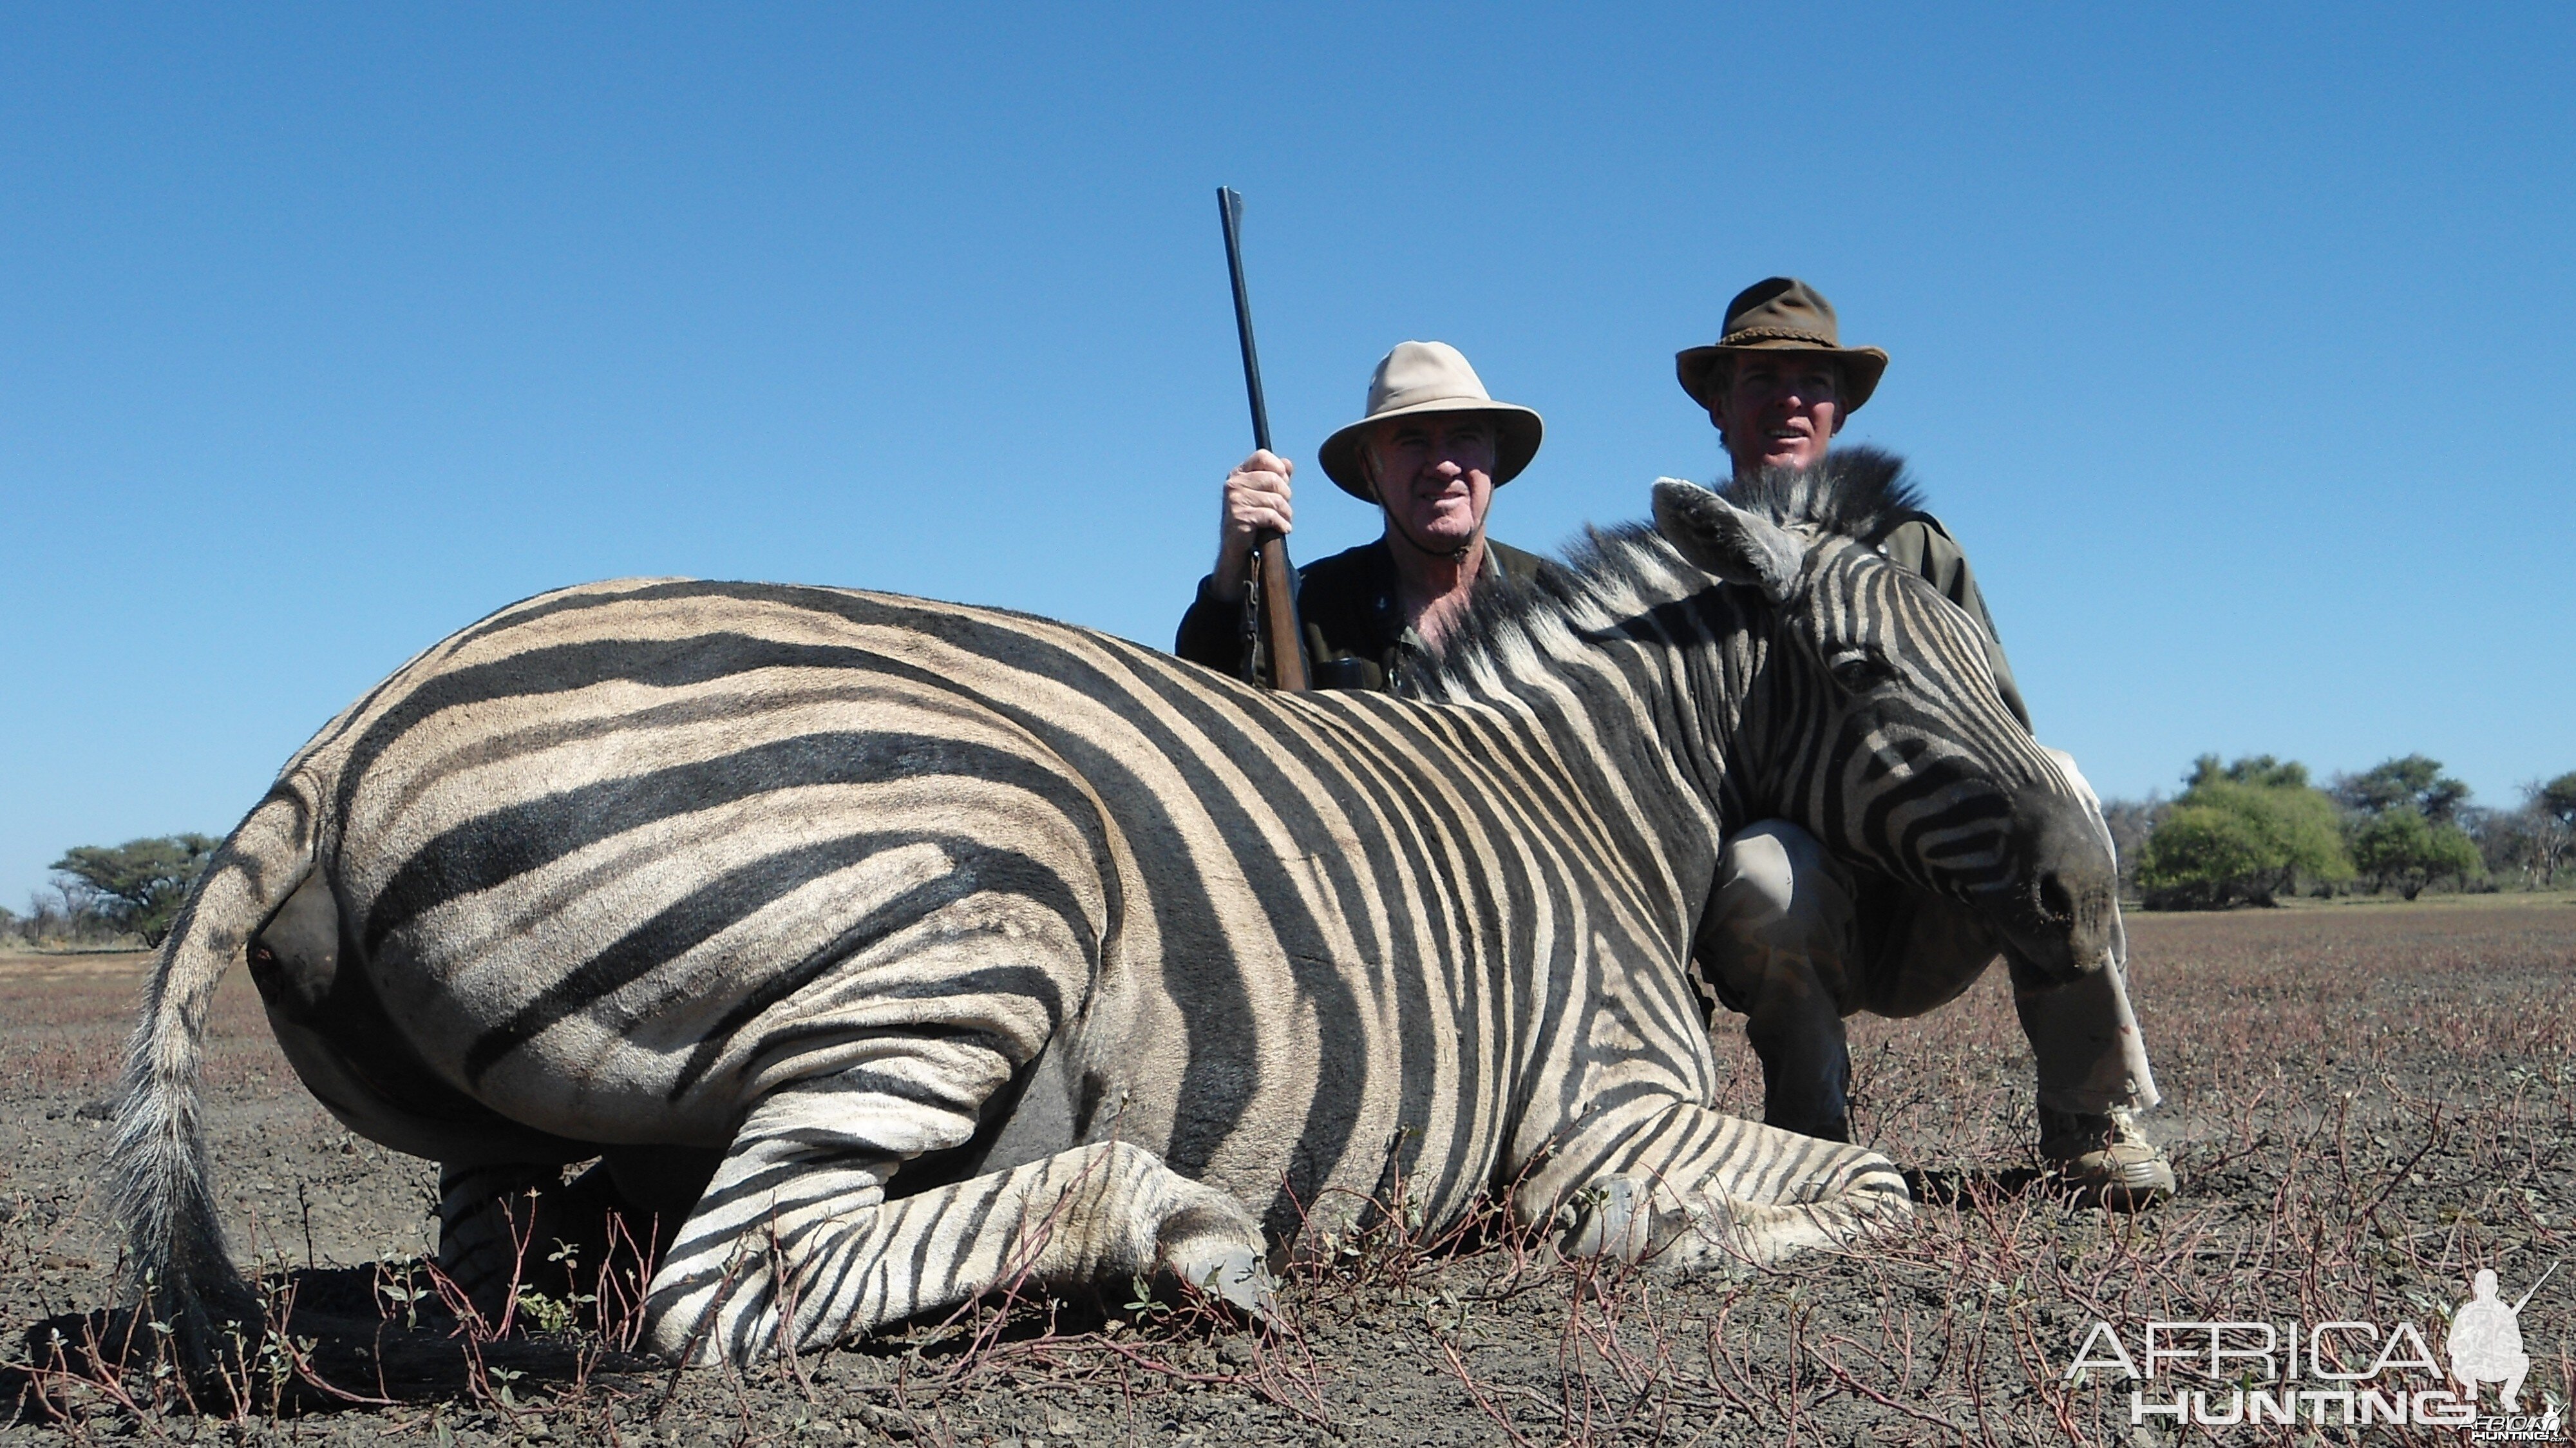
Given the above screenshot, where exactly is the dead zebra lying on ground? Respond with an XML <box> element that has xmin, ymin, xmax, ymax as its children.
<box><xmin>113</xmin><ymin>467</ymin><xmax>2119</xmax><ymax>1366</ymax></box>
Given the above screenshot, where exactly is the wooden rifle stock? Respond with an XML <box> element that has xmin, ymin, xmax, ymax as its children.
<box><xmin>1217</xmin><ymin>186</ymin><xmax>1309</xmax><ymax>691</ymax></box>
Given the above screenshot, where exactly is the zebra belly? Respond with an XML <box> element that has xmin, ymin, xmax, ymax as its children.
<box><xmin>350</xmin><ymin>852</ymin><xmax>1092</xmax><ymax>1150</ymax></box>
<box><xmin>336</xmin><ymin>800</ymin><xmax>1105</xmax><ymax>1154</ymax></box>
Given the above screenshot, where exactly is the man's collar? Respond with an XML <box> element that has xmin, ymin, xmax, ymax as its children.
<box><xmin>1368</xmin><ymin>533</ymin><xmax>1501</xmax><ymax>580</ymax></box>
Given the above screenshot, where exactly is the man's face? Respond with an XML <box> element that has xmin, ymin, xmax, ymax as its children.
<box><xmin>1712</xmin><ymin>353</ymin><xmax>1842</xmax><ymax>475</ymax></box>
<box><xmin>1367</xmin><ymin>414</ymin><xmax>1497</xmax><ymax>554</ymax></box>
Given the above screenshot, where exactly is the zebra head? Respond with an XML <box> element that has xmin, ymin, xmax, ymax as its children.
<box><xmin>1651</xmin><ymin>457</ymin><xmax>2118</xmax><ymax>983</ymax></box>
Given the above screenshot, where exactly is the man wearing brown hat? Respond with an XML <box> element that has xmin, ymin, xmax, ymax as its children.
<box><xmin>1678</xmin><ymin>277</ymin><xmax>2174</xmax><ymax>1206</ymax></box>
<box><xmin>1176</xmin><ymin>340</ymin><xmax>1557</xmax><ymax>694</ymax></box>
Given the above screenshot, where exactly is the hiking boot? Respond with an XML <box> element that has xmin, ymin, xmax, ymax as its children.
<box><xmin>2038</xmin><ymin>1107</ymin><xmax>2175</xmax><ymax>1209</ymax></box>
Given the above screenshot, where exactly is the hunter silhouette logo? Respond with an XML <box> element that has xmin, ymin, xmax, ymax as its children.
<box><xmin>2448</xmin><ymin>1264</ymin><xmax>2552</xmax><ymax>1413</ymax></box>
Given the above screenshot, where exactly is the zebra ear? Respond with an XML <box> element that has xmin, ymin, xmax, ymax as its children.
<box><xmin>1651</xmin><ymin>479</ymin><xmax>1803</xmax><ymax>600</ymax></box>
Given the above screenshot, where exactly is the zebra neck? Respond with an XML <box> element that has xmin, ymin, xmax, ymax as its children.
<box><xmin>1421</xmin><ymin>531</ymin><xmax>1783</xmax><ymax>915</ymax></box>
<box><xmin>1463</xmin><ymin>599</ymin><xmax>1759</xmax><ymax>937</ymax></box>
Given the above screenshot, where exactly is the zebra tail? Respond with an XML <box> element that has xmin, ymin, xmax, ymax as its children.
<box><xmin>109</xmin><ymin>775</ymin><xmax>321</xmax><ymax>1364</ymax></box>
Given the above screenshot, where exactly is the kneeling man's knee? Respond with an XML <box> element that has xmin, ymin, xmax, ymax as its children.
<box><xmin>1715</xmin><ymin>820</ymin><xmax>1835</xmax><ymax>924</ymax></box>
<box><xmin>1703</xmin><ymin>821</ymin><xmax>1855</xmax><ymax>1010</ymax></box>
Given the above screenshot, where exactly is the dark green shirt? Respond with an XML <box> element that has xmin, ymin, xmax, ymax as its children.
<box><xmin>1175</xmin><ymin>538</ymin><xmax>1558</xmax><ymax>696</ymax></box>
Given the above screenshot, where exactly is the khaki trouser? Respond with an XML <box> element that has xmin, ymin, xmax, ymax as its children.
<box><xmin>1696</xmin><ymin>755</ymin><xmax>2160</xmax><ymax>1138</ymax></box>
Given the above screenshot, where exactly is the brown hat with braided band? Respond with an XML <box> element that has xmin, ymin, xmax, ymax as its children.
<box><xmin>1674</xmin><ymin>277</ymin><xmax>1889</xmax><ymax>414</ymax></box>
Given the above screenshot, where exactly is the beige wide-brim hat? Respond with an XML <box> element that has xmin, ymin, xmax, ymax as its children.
<box><xmin>1318</xmin><ymin>340</ymin><xmax>1544</xmax><ymax>500</ymax></box>
<box><xmin>1674</xmin><ymin>276</ymin><xmax>1889</xmax><ymax>414</ymax></box>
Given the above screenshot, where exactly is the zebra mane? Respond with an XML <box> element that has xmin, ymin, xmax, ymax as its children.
<box><xmin>1423</xmin><ymin>446</ymin><xmax>1924</xmax><ymax>702</ymax></box>
<box><xmin>1420</xmin><ymin>526</ymin><xmax>1706</xmax><ymax>703</ymax></box>
<box><xmin>1718</xmin><ymin>444</ymin><xmax>1922</xmax><ymax>538</ymax></box>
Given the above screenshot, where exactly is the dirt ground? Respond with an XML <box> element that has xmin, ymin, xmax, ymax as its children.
<box><xmin>5</xmin><ymin>895</ymin><xmax>2571</xmax><ymax>1445</ymax></box>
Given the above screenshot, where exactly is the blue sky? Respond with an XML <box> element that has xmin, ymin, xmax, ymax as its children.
<box><xmin>5</xmin><ymin>5</ymin><xmax>2571</xmax><ymax>908</ymax></box>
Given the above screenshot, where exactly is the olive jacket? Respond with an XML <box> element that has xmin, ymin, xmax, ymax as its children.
<box><xmin>1872</xmin><ymin>511</ymin><xmax>2031</xmax><ymax>731</ymax></box>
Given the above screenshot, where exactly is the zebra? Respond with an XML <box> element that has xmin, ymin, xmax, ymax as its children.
<box><xmin>113</xmin><ymin>462</ymin><xmax>2119</xmax><ymax>1367</ymax></box>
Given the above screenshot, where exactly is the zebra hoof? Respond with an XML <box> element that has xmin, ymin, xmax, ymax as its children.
<box><xmin>1155</xmin><ymin>1196</ymin><xmax>1278</xmax><ymax>1327</ymax></box>
<box><xmin>1177</xmin><ymin>1243</ymin><xmax>1280</xmax><ymax>1326</ymax></box>
<box><xmin>1558</xmin><ymin>1175</ymin><xmax>1651</xmax><ymax>1262</ymax></box>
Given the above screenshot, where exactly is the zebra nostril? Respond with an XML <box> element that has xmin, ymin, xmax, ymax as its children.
<box><xmin>2037</xmin><ymin>872</ymin><xmax>2075</xmax><ymax>925</ymax></box>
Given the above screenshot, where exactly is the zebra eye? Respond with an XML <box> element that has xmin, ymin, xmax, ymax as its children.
<box><xmin>1828</xmin><ymin>650</ymin><xmax>1891</xmax><ymax>692</ymax></box>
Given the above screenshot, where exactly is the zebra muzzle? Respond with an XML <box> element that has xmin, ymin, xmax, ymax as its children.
<box><xmin>1980</xmin><ymin>807</ymin><xmax>2119</xmax><ymax>985</ymax></box>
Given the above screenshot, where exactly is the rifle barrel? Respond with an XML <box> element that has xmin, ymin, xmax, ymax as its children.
<box><xmin>1218</xmin><ymin>189</ymin><xmax>1273</xmax><ymax>455</ymax></box>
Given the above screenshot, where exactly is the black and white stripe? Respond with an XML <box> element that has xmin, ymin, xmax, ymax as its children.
<box><xmin>115</xmin><ymin>460</ymin><xmax>2109</xmax><ymax>1366</ymax></box>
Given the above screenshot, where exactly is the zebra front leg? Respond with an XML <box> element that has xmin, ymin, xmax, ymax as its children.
<box><xmin>1536</xmin><ymin>1100</ymin><xmax>1910</xmax><ymax>1272</ymax></box>
<box><xmin>643</xmin><ymin>1102</ymin><xmax>1269</xmax><ymax>1363</ymax></box>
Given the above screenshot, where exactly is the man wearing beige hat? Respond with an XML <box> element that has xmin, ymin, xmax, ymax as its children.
<box><xmin>1677</xmin><ymin>277</ymin><xmax>2175</xmax><ymax>1206</ymax></box>
<box><xmin>1176</xmin><ymin>340</ymin><xmax>1557</xmax><ymax>694</ymax></box>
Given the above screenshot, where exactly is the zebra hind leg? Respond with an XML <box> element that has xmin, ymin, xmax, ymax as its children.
<box><xmin>643</xmin><ymin>1089</ymin><xmax>1271</xmax><ymax>1364</ymax></box>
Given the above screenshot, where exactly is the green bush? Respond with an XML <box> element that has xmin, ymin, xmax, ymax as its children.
<box><xmin>2331</xmin><ymin>754</ymin><xmax>2495</xmax><ymax>897</ymax></box>
<box><xmin>2136</xmin><ymin>756</ymin><xmax>2353</xmax><ymax>909</ymax></box>
<box><xmin>2349</xmin><ymin>807</ymin><xmax>2483</xmax><ymax>899</ymax></box>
